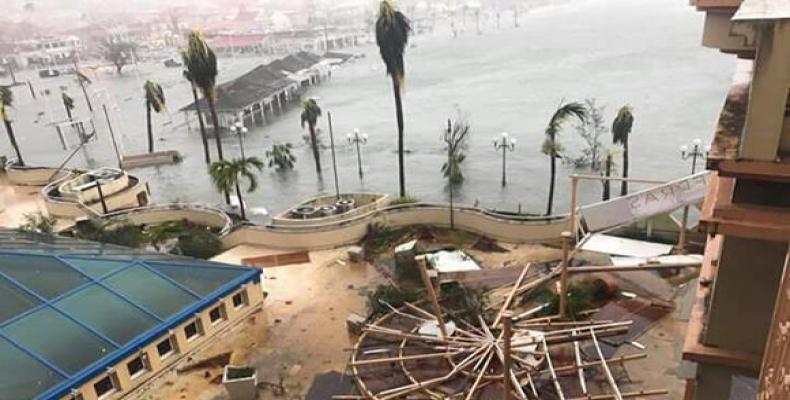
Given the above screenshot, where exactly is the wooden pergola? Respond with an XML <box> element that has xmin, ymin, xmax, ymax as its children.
<box><xmin>347</xmin><ymin>258</ymin><xmax>672</xmax><ymax>399</ymax></box>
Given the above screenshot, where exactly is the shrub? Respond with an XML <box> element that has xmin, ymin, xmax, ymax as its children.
<box><xmin>441</xmin><ymin>283</ymin><xmax>489</xmax><ymax>324</ymax></box>
<box><xmin>174</xmin><ymin>228</ymin><xmax>222</xmax><ymax>259</ymax></box>
<box><xmin>390</xmin><ymin>195</ymin><xmax>419</xmax><ymax>206</ymax></box>
<box><xmin>535</xmin><ymin>281</ymin><xmax>597</xmax><ymax>320</ymax></box>
<box><xmin>19</xmin><ymin>212</ymin><xmax>57</xmax><ymax>236</ymax></box>
<box><xmin>361</xmin><ymin>223</ymin><xmax>409</xmax><ymax>258</ymax></box>
<box><xmin>367</xmin><ymin>284</ymin><xmax>421</xmax><ymax>320</ymax></box>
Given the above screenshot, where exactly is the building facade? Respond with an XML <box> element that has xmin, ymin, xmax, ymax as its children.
<box><xmin>684</xmin><ymin>1</ymin><xmax>790</xmax><ymax>399</ymax></box>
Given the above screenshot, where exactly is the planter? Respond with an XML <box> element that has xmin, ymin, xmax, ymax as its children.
<box><xmin>6</xmin><ymin>163</ymin><xmax>71</xmax><ymax>186</ymax></box>
<box><xmin>319</xmin><ymin>206</ymin><xmax>337</xmax><ymax>217</ymax></box>
<box><xmin>335</xmin><ymin>198</ymin><xmax>355</xmax><ymax>213</ymax></box>
<box><xmin>222</xmin><ymin>365</ymin><xmax>258</xmax><ymax>400</ymax></box>
<box><xmin>291</xmin><ymin>206</ymin><xmax>318</xmax><ymax>220</ymax></box>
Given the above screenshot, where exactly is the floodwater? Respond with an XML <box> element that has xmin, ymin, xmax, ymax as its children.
<box><xmin>1</xmin><ymin>0</ymin><xmax>734</xmax><ymax>219</ymax></box>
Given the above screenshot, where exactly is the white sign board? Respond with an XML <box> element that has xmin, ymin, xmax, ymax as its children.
<box><xmin>580</xmin><ymin>172</ymin><xmax>710</xmax><ymax>233</ymax></box>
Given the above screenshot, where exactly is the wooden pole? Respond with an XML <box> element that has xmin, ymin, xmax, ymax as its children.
<box><xmin>559</xmin><ymin>231</ymin><xmax>572</xmax><ymax>319</ymax></box>
<box><xmin>103</xmin><ymin>104</ymin><xmax>123</xmax><ymax>168</ymax></box>
<box><xmin>570</xmin><ymin>176</ymin><xmax>578</xmax><ymax>238</ymax></box>
<box><xmin>676</xmin><ymin>205</ymin><xmax>690</xmax><ymax>254</ymax></box>
<box><xmin>416</xmin><ymin>256</ymin><xmax>448</xmax><ymax>340</ymax></box>
<box><xmin>502</xmin><ymin>311</ymin><xmax>513</xmax><ymax>400</ymax></box>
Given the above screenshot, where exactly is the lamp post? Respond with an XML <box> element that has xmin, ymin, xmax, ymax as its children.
<box><xmin>493</xmin><ymin>132</ymin><xmax>517</xmax><ymax>187</ymax></box>
<box><xmin>677</xmin><ymin>138</ymin><xmax>709</xmax><ymax>254</ymax></box>
<box><xmin>230</xmin><ymin>121</ymin><xmax>248</xmax><ymax>159</ymax></box>
<box><xmin>347</xmin><ymin>128</ymin><xmax>368</xmax><ymax>178</ymax></box>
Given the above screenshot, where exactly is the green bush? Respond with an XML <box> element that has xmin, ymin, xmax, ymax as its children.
<box><xmin>441</xmin><ymin>284</ymin><xmax>489</xmax><ymax>324</ymax></box>
<box><xmin>390</xmin><ymin>195</ymin><xmax>419</xmax><ymax>206</ymax></box>
<box><xmin>367</xmin><ymin>284</ymin><xmax>421</xmax><ymax>320</ymax></box>
<box><xmin>174</xmin><ymin>229</ymin><xmax>222</xmax><ymax>259</ymax></box>
<box><xmin>535</xmin><ymin>281</ymin><xmax>597</xmax><ymax>320</ymax></box>
<box><xmin>19</xmin><ymin>212</ymin><xmax>57</xmax><ymax>236</ymax></box>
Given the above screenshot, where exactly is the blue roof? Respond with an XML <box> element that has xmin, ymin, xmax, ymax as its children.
<box><xmin>0</xmin><ymin>250</ymin><xmax>261</xmax><ymax>400</ymax></box>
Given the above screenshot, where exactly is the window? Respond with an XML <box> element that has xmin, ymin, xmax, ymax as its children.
<box><xmin>209</xmin><ymin>306</ymin><xmax>224</xmax><ymax>325</ymax></box>
<box><xmin>232</xmin><ymin>292</ymin><xmax>247</xmax><ymax>309</ymax></box>
<box><xmin>93</xmin><ymin>375</ymin><xmax>115</xmax><ymax>399</ymax></box>
<box><xmin>156</xmin><ymin>337</ymin><xmax>174</xmax><ymax>359</ymax></box>
<box><xmin>184</xmin><ymin>320</ymin><xmax>201</xmax><ymax>341</ymax></box>
<box><xmin>127</xmin><ymin>356</ymin><xmax>146</xmax><ymax>379</ymax></box>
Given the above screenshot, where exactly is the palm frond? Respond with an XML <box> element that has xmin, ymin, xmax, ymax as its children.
<box><xmin>62</xmin><ymin>93</ymin><xmax>74</xmax><ymax>110</ymax></box>
<box><xmin>612</xmin><ymin>105</ymin><xmax>634</xmax><ymax>145</ymax></box>
<box><xmin>300</xmin><ymin>99</ymin><xmax>322</xmax><ymax>128</ymax></box>
<box><xmin>144</xmin><ymin>80</ymin><xmax>166</xmax><ymax>113</ymax></box>
<box><xmin>182</xmin><ymin>31</ymin><xmax>218</xmax><ymax>96</ymax></box>
<box><xmin>376</xmin><ymin>0</ymin><xmax>412</xmax><ymax>84</ymax></box>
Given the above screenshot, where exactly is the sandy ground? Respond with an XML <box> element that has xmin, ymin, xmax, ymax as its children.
<box><xmin>0</xmin><ymin>175</ymin><xmax>49</xmax><ymax>228</ymax></box>
<box><xmin>132</xmin><ymin>245</ymin><xmax>387</xmax><ymax>400</ymax></box>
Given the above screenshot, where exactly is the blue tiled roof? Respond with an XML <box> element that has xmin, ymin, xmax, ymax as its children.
<box><xmin>0</xmin><ymin>248</ymin><xmax>260</xmax><ymax>400</ymax></box>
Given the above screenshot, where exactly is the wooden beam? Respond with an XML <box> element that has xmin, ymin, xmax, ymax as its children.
<box><xmin>416</xmin><ymin>255</ymin><xmax>448</xmax><ymax>340</ymax></box>
<box><xmin>502</xmin><ymin>312</ymin><xmax>513</xmax><ymax>400</ymax></box>
<box><xmin>559</xmin><ymin>232</ymin><xmax>572</xmax><ymax>319</ymax></box>
<box><xmin>493</xmin><ymin>264</ymin><xmax>531</xmax><ymax>327</ymax></box>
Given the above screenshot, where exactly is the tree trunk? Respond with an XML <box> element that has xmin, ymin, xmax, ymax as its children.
<box><xmin>146</xmin><ymin>101</ymin><xmax>154</xmax><ymax>153</ymax></box>
<box><xmin>65</xmin><ymin>104</ymin><xmax>72</xmax><ymax>121</ymax></box>
<box><xmin>392</xmin><ymin>77</ymin><xmax>406</xmax><ymax>198</ymax></box>
<box><xmin>620</xmin><ymin>139</ymin><xmax>629</xmax><ymax>196</ymax></box>
<box><xmin>115</xmin><ymin>63</ymin><xmax>123</xmax><ymax>75</ymax></box>
<box><xmin>3</xmin><ymin>120</ymin><xmax>23</xmax><ymax>166</ymax></box>
<box><xmin>191</xmin><ymin>86</ymin><xmax>211</xmax><ymax>164</ymax></box>
<box><xmin>546</xmin><ymin>151</ymin><xmax>556</xmax><ymax>216</ymax></box>
<box><xmin>206</xmin><ymin>92</ymin><xmax>230</xmax><ymax>204</ymax></box>
<box><xmin>309</xmin><ymin>123</ymin><xmax>321</xmax><ymax>173</ymax></box>
<box><xmin>235</xmin><ymin>183</ymin><xmax>246</xmax><ymax>220</ymax></box>
<box><xmin>603</xmin><ymin>154</ymin><xmax>612</xmax><ymax>201</ymax></box>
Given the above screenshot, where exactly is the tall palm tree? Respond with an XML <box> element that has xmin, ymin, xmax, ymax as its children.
<box><xmin>183</xmin><ymin>69</ymin><xmax>211</xmax><ymax>164</ymax></box>
<box><xmin>376</xmin><ymin>0</ymin><xmax>412</xmax><ymax>198</ymax></box>
<box><xmin>182</xmin><ymin>32</ymin><xmax>223</xmax><ymax>162</ymax></box>
<box><xmin>300</xmin><ymin>98</ymin><xmax>322</xmax><ymax>173</ymax></box>
<box><xmin>62</xmin><ymin>92</ymin><xmax>75</xmax><ymax>120</ymax></box>
<box><xmin>0</xmin><ymin>87</ymin><xmax>23</xmax><ymax>166</ymax></box>
<box><xmin>612</xmin><ymin>105</ymin><xmax>635</xmax><ymax>196</ymax></box>
<box><xmin>208</xmin><ymin>157</ymin><xmax>264</xmax><ymax>221</ymax></box>
<box><xmin>143</xmin><ymin>80</ymin><xmax>165</xmax><ymax>153</ymax></box>
<box><xmin>542</xmin><ymin>101</ymin><xmax>587</xmax><ymax>216</ymax></box>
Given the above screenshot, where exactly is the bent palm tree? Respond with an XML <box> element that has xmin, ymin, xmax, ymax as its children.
<box><xmin>1</xmin><ymin>87</ymin><xmax>23</xmax><ymax>166</ymax></box>
<box><xmin>208</xmin><ymin>157</ymin><xmax>264</xmax><ymax>221</ymax></box>
<box><xmin>612</xmin><ymin>105</ymin><xmax>634</xmax><ymax>196</ymax></box>
<box><xmin>183</xmin><ymin>70</ymin><xmax>211</xmax><ymax>164</ymax></box>
<box><xmin>62</xmin><ymin>92</ymin><xmax>75</xmax><ymax>120</ymax></box>
<box><xmin>376</xmin><ymin>0</ymin><xmax>412</xmax><ymax>198</ymax></box>
<box><xmin>542</xmin><ymin>101</ymin><xmax>587</xmax><ymax>215</ymax></box>
<box><xmin>143</xmin><ymin>80</ymin><xmax>165</xmax><ymax>153</ymax></box>
<box><xmin>300</xmin><ymin>98</ymin><xmax>322</xmax><ymax>173</ymax></box>
<box><xmin>182</xmin><ymin>32</ymin><xmax>223</xmax><ymax>162</ymax></box>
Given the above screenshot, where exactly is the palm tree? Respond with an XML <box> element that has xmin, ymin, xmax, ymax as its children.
<box><xmin>376</xmin><ymin>0</ymin><xmax>412</xmax><ymax>198</ymax></box>
<box><xmin>62</xmin><ymin>92</ymin><xmax>75</xmax><ymax>121</ymax></box>
<box><xmin>300</xmin><ymin>98</ymin><xmax>322</xmax><ymax>173</ymax></box>
<box><xmin>208</xmin><ymin>157</ymin><xmax>264</xmax><ymax>221</ymax></box>
<box><xmin>542</xmin><ymin>101</ymin><xmax>587</xmax><ymax>216</ymax></box>
<box><xmin>0</xmin><ymin>87</ymin><xmax>23</xmax><ymax>166</ymax></box>
<box><xmin>612</xmin><ymin>105</ymin><xmax>635</xmax><ymax>196</ymax></box>
<box><xmin>143</xmin><ymin>80</ymin><xmax>165</xmax><ymax>153</ymax></box>
<box><xmin>183</xmin><ymin>69</ymin><xmax>211</xmax><ymax>164</ymax></box>
<box><xmin>182</xmin><ymin>32</ymin><xmax>223</xmax><ymax>163</ymax></box>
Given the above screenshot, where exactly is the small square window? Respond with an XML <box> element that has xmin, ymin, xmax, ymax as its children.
<box><xmin>209</xmin><ymin>306</ymin><xmax>224</xmax><ymax>324</ymax></box>
<box><xmin>157</xmin><ymin>337</ymin><xmax>174</xmax><ymax>358</ymax></box>
<box><xmin>93</xmin><ymin>375</ymin><xmax>115</xmax><ymax>399</ymax></box>
<box><xmin>127</xmin><ymin>356</ymin><xmax>146</xmax><ymax>378</ymax></box>
<box><xmin>232</xmin><ymin>292</ymin><xmax>246</xmax><ymax>309</ymax></box>
<box><xmin>184</xmin><ymin>320</ymin><xmax>201</xmax><ymax>341</ymax></box>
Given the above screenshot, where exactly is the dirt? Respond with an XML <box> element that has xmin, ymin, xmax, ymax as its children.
<box><xmin>131</xmin><ymin>245</ymin><xmax>386</xmax><ymax>400</ymax></box>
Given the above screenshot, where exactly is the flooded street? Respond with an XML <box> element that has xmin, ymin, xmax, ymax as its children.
<box><xmin>1</xmin><ymin>0</ymin><xmax>734</xmax><ymax>217</ymax></box>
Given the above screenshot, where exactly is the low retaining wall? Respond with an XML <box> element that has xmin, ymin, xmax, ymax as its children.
<box><xmin>224</xmin><ymin>204</ymin><xmax>568</xmax><ymax>250</ymax></box>
<box><xmin>6</xmin><ymin>165</ymin><xmax>71</xmax><ymax>186</ymax></box>
<box><xmin>105</xmin><ymin>204</ymin><xmax>233</xmax><ymax>235</ymax></box>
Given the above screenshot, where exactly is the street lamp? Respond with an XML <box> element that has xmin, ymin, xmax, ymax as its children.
<box><xmin>230</xmin><ymin>121</ymin><xmax>248</xmax><ymax>159</ymax></box>
<box><xmin>493</xmin><ymin>132</ymin><xmax>517</xmax><ymax>187</ymax></box>
<box><xmin>676</xmin><ymin>138</ymin><xmax>710</xmax><ymax>254</ymax></box>
<box><xmin>347</xmin><ymin>128</ymin><xmax>368</xmax><ymax>178</ymax></box>
<box><xmin>680</xmin><ymin>138</ymin><xmax>709</xmax><ymax>175</ymax></box>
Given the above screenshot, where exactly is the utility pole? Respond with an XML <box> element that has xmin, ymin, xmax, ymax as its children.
<box><xmin>327</xmin><ymin>112</ymin><xmax>340</xmax><ymax>199</ymax></box>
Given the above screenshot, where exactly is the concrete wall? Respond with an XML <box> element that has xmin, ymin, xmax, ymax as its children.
<box><xmin>225</xmin><ymin>204</ymin><xmax>568</xmax><ymax>250</ymax></box>
<box><xmin>106</xmin><ymin>205</ymin><xmax>233</xmax><ymax>236</ymax></box>
<box><xmin>270</xmin><ymin>193</ymin><xmax>389</xmax><ymax>227</ymax></box>
<box><xmin>65</xmin><ymin>281</ymin><xmax>264</xmax><ymax>400</ymax></box>
<box><xmin>5</xmin><ymin>166</ymin><xmax>71</xmax><ymax>186</ymax></box>
<box><xmin>704</xmin><ymin>236</ymin><xmax>787</xmax><ymax>355</ymax></box>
